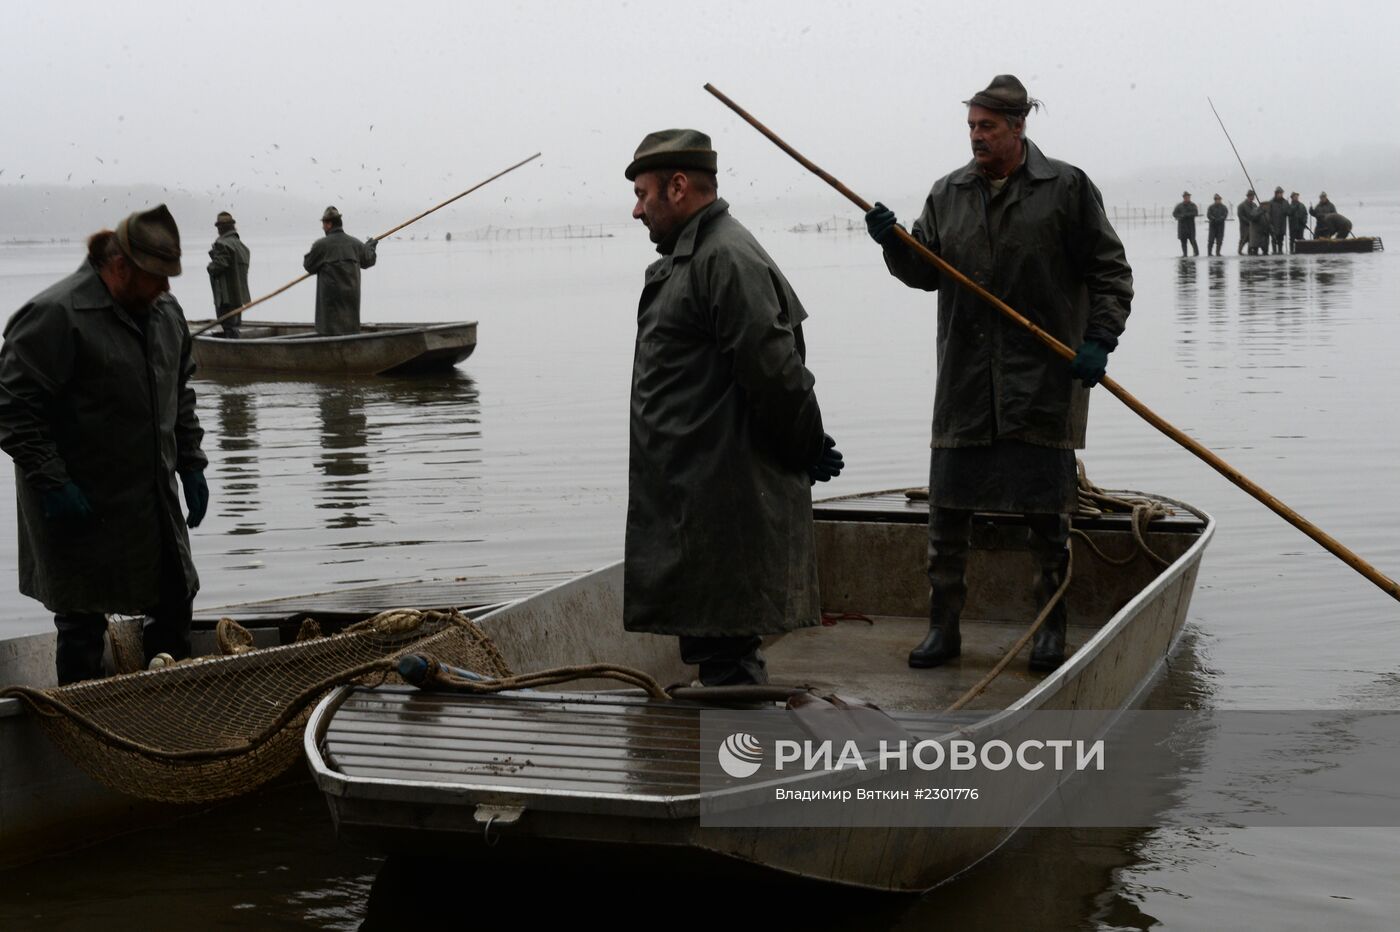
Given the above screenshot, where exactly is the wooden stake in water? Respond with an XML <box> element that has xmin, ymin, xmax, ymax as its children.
<box><xmin>191</xmin><ymin>152</ymin><xmax>542</xmax><ymax>337</ymax></box>
<box><xmin>704</xmin><ymin>82</ymin><xmax>1400</xmax><ymax>605</ymax></box>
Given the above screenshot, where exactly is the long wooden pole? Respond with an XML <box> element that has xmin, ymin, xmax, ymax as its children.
<box><xmin>704</xmin><ymin>82</ymin><xmax>1400</xmax><ymax>604</ymax></box>
<box><xmin>1208</xmin><ymin>97</ymin><xmax>1260</xmax><ymax>199</ymax></box>
<box><xmin>191</xmin><ymin>152</ymin><xmax>542</xmax><ymax>337</ymax></box>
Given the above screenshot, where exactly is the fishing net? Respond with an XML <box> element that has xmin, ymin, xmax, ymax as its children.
<box><xmin>0</xmin><ymin>609</ymin><xmax>511</xmax><ymax>804</ymax></box>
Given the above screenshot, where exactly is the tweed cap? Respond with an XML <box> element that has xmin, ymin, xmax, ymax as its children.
<box><xmin>1319</xmin><ymin>192</ymin><xmax>1328</xmax><ymax>198</ymax></box>
<box><xmin>216</xmin><ymin>211</ymin><xmax>235</xmax><ymax>226</ymax></box>
<box><xmin>963</xmin><ymin>74</ymin><xmax>1039</xmax><ymax>114</ymax></box>
<box><xmin>1182</xmin><ymin>191</ymin><xmax>1191</xmax><ymax>197</ymax></box>
<box><xmin>1274</xmin><ymin>186</ymin><xmax>1284</xmax><ymax>194</ymax></box>
<box><xmin>322</xmin><ymin>205</ymin><xmax>342</xmax><ymax>222</ymax></box>
<box><xmin>625</xmin><ymin>129</ymin><xmax>717</xmax><ymax>181</ymax></box>
<box><xmin>115</xmin><ymin>204</ymin><xmax>181</xmax><ymax>277</ymax></box>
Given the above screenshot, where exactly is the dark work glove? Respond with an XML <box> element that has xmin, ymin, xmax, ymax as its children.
<box><xmin>865</xmin><ymin>202</ymin><xmax>898</xmax><ymax>245</ymax></box>
<box><xmin>1070</xmin><ymin>340</ymin><xmax>1111</xmax><ymax>388</ymax></box>
<box><xmin>41</xmin><ymin>481</ymin><xmax>94</xmax><ymax>522</ymax></box>
<box><xmin>808</xmin><ymin>433</ymin><xmax>845</xmax><ymax>485</ymax></box>
<box><xmin>364</xmin><ymin>237</ymin><xmax>377</xmax><ymax>250</ymax></box>
<box><xmin>179</xmin><ymin>468</ymin><xmax>209</xmax><ymax>528</ymax></box>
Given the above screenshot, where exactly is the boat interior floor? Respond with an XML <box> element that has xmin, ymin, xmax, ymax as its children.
<box><xmin>763</xmin><ymin>614</ymin><xmax>1093</xmax><ymax>713</ymax></box>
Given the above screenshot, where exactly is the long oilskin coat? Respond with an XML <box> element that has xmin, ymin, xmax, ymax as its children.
<box><xmin>207</xmin><ymin>230</ymin><xmax>251</xmax><ymax>310</ymax></box>
<box><xmin>303</xmin><ymin>228</ymin><xmax>376</xmax><ymax>335</ymax></box>
<box><xmin>0</xmin><ymin>261</ymin><xmax>206</xmax><ymax>613</ymax></box>
<box><xmin>883</xmin><ymin>139</ymin><xmax>1132</xmax><ymax>451</ymax></box>
<box><xmin>1172</xmin><ymin>200</ymin><xmax>1199</xmax><ymax>239</ymax></box>
<box><xmin>625</xmin><ymin>199</ymin><xmax>825</xmax><ymax>638</ymax></box>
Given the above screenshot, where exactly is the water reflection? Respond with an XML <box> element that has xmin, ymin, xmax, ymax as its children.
<box><xmin>214</xmin><ymin>389</ymin><xmax>262</xmax><ymax>536</ymax></box>
<box><xmin>318</xmin><ymin>386</ymin><xmax>372</xmax><ymax>529</ymax></box>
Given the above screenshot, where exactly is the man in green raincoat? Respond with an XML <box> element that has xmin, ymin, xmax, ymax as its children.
<box><xmin>0</xmin><ymin>205</ymin><xmax>209</xmax><ymax>684</ymax></box>
<box><xmin>304</xmin><ymin>206</ymin><xmax>377</xmax><ymax>336</ymax></box>
<box><xmin>623</xmin><ymin>129</ymin><xmax>843</xmax><ymax>686</ymax></box>
<box><xmin>865</xmin><ymin>75</ymin><xmax>1133</xmax><ymax>674</ymax></box>
<box><xmin>207</xmin><ymin>210</ymin><xmax>251</xmax><ymax>337</ymax></box>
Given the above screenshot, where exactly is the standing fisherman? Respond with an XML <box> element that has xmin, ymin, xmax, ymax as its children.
<box><xmin>1310</xmin><ymin>192</ymin><xmax>1337</xmax><ymax>229</ymax></box>
<box><xmin>1287</xmin><ymin>192</ymin><xmax>1308</xmax><ymax>249</ymax></box>
<box><xmin>1172</xmin><ymin>192</ymin><xmax>1200</xmax><ymax>257</ymax></box>
<box><xmin>1206</xmin><ymin>194</ymin><xmax>1229</xmax><ymax>256</ymax></box>
<box><xmin>622</xmin><ymin>129</ymin><xmax>842</xmax><ymax>686</ymax></box>
<box><xmin>0</xmin><ymin>206</ymin><xmax>208</xmax><ymax>684</ymax></box>
<box><xmin>1267</xmin><ymin>187</ymin><xmax>1289</xmax><ymax>255</ymax></box>
<box><xmin>864</xmin><ymin>75</ymin><xmax>1132</xmax><ymax>673</ymax></box>
<box><xmin>1237</xmin><ymin>190</ymin><xmax>1260</xmax><ymax>255</ymax></box>
<box><xmin>207</xmin><ymin>210</ymin><xmax>250</xmax><ymax>338</ymax></box>
<box><xmin>304</xmin><ymin>206</ymin><xmax>377</xmax><ymax>336</ymax></box>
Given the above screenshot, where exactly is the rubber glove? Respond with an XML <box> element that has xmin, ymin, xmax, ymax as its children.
<box><xmin>864</xmin><ymin>202</ymin><xmax>898</xmax><ymax>245</ymax></box>
<box><xmin>41</xmin><ymin>481</ymin><xmax>94</xmax><ymax>522</ymax></box>
<box><xmin>808</xmin><ymin>433</ymin><xmax>845</xmax><ymax>484</ymax></box>
<box><xmin>179</xmin><ymin>468</ymin><xmax>209</xmax><ymax>528</ymax></box>
<box><xmin>1070</xmin><ymin>340</ymin><xmax>1111</xmax><ymax>388</ymax></box>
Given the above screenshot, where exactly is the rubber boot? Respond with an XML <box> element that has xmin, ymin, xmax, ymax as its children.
<box><xmin>1027</xmin><ymin>516</ymin><xmax>1070</xmax><ymax>673</ymax></box>
<box><xmin>54</xmin><ymin>612</ymin><xmax>108</xmax><ymax>685</ymax></box>
<box><xmin>910</xmin><ymin>508</ymin><xmax>970</xmax><ymax>668</ymax></box>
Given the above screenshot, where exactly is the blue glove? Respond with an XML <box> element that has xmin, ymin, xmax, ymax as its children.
<box><xmin>808</xmin><ymin>433</ymin><xmax>845</xmax><ymax>484</ymax></box>
<box><xmin>1070</xmin><ymin>340</ymin><xmax>1111</xmax><ymax>388</ymax></box>
<box><xmin>41</xmin><ymin>481</ymin><xmax>94</xmax><ymax>522</ymax></box>
<box><xmin>865</xmin><ymin>202</ymin><xmax>898</xmax><ymax>245</ymax></box>
<box><xmin>179</xmin><ymin>468</ymin><xmax>209</xmax><ymax>528</ymax></box>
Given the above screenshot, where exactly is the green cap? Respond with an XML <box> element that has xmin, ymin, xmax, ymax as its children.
<box><xmin>625</xmin><ymin>129</ymin><xmax>717</xmax><ymax>181</ymax></box>
<box><xmin>216</xmin><ymin>211</ymin><xmax>235</xmax><ymax>226</ymax></box>
<box><xmin>964</xmin><ymin>74</ymin><xmax>1038</xmax><ymax>115</ymax></box>
<box><xmin>322</xmin><ymin>205</ymin><xmax>342</xmax><ymax>222</ymax></box>
<box><xmin>115</xmin><ymin>204</ymin><xmax>181</xmax><ymax>277</ymax></box>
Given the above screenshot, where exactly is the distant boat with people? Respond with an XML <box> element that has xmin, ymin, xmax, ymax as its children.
<box><xmin>190</xmin><ymin>320</ymin><xmax>477</xmax><ymax>376</ymax></box>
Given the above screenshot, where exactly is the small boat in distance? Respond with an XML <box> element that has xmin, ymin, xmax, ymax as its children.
<box><xmin>190</xmin><ymin>320</ymin><xmax>477</xmax><ymax>376</ymax></box>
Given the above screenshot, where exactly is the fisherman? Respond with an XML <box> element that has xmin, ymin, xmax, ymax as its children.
<box><xmin>864</xmin><ymin>75</ymin><xmax>1132</xmax><ymax>673</ymax></box>
<box><xmin>0</xmin><ymin>205</ymin><xmax>208</xmax><ymax>684</ymax></box>
<box><xmin>623</xmin><ymin>129</ymin><xmax>843</xmax><ymax>687</ymax></box>
<box><xmin>1267</xmin><ymin>187</ymin><xmax>1289</xmax><ymax>255</ymax></box>
<box><xmin>1248</xmin><ymin>197</ymin><xmax>1273</xmax><ymax>255</ymax></box>
<box><xmin>1206</xmin><ymin>194</ymin><xmax>1229</xmax><ymax>256</ymax></box>
<box><xmin>1287</xmin><ymin>192</ymin><xmax>1308</xmax><ymax>249</ymax></box>
<box><xmin>1172</xmin><ymin>192</ymin><xmax>1199</xmax><ymax>257</ymax></box>
<box><xmin>303</xmin><ymin>206</ymin><xmax>377</xmax><ymax>336</ymax></box>
<box><xmin>1310</xmin><ymin>192</ymin><xmax>1337</xmax><ymax>229</ymax></box>
<box><xmin>1314</xmin><ymin>211</ymin><xmax>1353</xmax><ymax>239</ymax></box>
<box><xmin>1237</xmin><ymin>190</ymin><xmax>1259</xmax><ymax>255</ymax></box>
<box><xmin>207</xmin><ymin>210</ymin><xmax>250</xmax><ymax>338</ymax></box>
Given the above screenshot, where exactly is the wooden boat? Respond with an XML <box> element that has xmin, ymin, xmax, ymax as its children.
<box><xmin>0</xmin><ymin>571</ymin><xmax>564</xmax><ymax>868</ymax></box>
<box><xmin>1294</xmin><ymin>236</ymin><xmax>1383</xmax><ymax>254</ymax></box>
<box><xmin>306</xmin><ymin>489</ymin><xmax>1214</xmax><ymax>892</ymax></box>
<box><xmin>190</xmin><ymin>320</ymin><xmax>477</xmax><ymax>376</ymax></box>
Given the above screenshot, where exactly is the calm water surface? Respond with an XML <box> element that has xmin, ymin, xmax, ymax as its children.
<box><xmin>1</xmin><ymin>199</ymin><xmax>1399</xmax><ymax>928</ymax></box>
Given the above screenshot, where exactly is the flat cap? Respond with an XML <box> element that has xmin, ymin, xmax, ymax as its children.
<box><xmin>1274</xmin><ymin>186</ymin><xmax>1284</xmax><ymax>193</ymax></box>
<box><xmin>216</xmin><ymin>210</ymin><xmax>236</xmax><ymax>226</ymax></box>
<box><xmin>625</xmin><ymin>129</ymin><xmax>717</xmax><ymax>181</ymax></box>
<box><xmin>1182</xmin><ymin>191</ymin><xmax>1191</xmax><ymax>197</ymax></box>
<box><xmin>115</xmin><ymin>204</ymin><xmax>181</xmax><ymax>277</ymax></box>
<box><xmin>1319</xmin><ymin>191</ymin><xmax>1328</xmax><ymax>198</ymax></box>
<box><xmin>964</xmin><ymin>74</ymin><xmax>1039</xmax><ymax>114</ymax></box>
<box><xmin>322</xmin><ymin>205</ymin><xmax>342</xmax><ymax>222</ymax></box>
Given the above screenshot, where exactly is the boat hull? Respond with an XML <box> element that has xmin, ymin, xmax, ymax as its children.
<box><xmin>308</xmin><ymin>493</ymin><xmax>1214</xmax><ymax>891</ymax></box>
<box><xmin>1293</xmin><ymin>236</ymin><xmax>1382</xmax><ymax>254</ymax></box>
<box><xmin>190</xmin><ymin>321</ymin><xmax>477</xmax><ymax>375</ymax></box>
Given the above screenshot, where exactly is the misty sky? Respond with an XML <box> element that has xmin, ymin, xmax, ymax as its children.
<box><xmin>3</xmin><ymin>0</ymin><xmax>1396</xmax><ymax>229</ymax></box>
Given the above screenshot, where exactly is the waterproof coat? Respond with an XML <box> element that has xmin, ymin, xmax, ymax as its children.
<box><xmin>1287</xmin><ymin>201</ymin><xmax>1308</xmax><ymax>238</ymax></box>
<box><xmin>1310</xmin><ymin>199</ymin><xmax>1337</xmax><ymax>223</ymax></box>
<box><xmin>303</xmin><ymin>229</ymin><xmax>376</xmax><ymax>335</ymax></box>
<box><xmin>1248</xmin><ymin>204</ymin><xmax>1272</xmax><ymax>250</ymax></box>
<box><xmin>1172</xmin><ymin>200</ymin><xmax>1199</xmax><ymax>239</ymax></box>
<box><xmin>1206</xmin><ymin>202</ymin><xmax>1230</xmax><ymax>224</ymax></box>
<box><xmin>625</xmin><ymin>199</ymin><xmax>824</xmax><ymax>638</ymax></box>
<box><xmin>882</xmin><ymin>139</ymin><xmax>1132</xmax><ymax>450</ymax></box>
<box><xmin>0</xmin><ymin>261</ymin><xmax>206</xmax><ymax>613</ymax></box>
<box><xmin>207</xmin><ymin>230</ymin><xmax>251</xmax><ymax>311</ymax></box>
<box><xmin>1267</xmin><ymin>196</ymin><xmax>1289</xmax><ymax>235</ymax></box>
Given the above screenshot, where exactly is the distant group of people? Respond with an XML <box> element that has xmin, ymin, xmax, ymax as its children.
<box><xmin>1173</xmin><ymin>189</ymin><xmax>1351</xmax><ymax>256</ymax></box>
<box><xmin>207</xmin><ymin>207</ymin><xmax>377</xmax><ymax>338</ymax></box>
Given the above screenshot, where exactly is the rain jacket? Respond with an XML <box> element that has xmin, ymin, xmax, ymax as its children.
<box><xmin>207</xmin><ymin>230</ymin><xmax>251</xmax><ymax>311</ymax></box>
<box><xmin>624</xmin><ymin>199</ymin><xmax>824</xmax><ymax>637</ymax></box>
<box><xmin>0</xmin><ymin>260</ymin><xmax>205</xmax><ymax>613</ymax></box>
<box><xmin>881</xmin><ymin>139</ymin><xmax>1132</xmax><ymax>450</ymax></box>
<box><xmin>304</xmin><ymin>228</ymin><xmax>376</xmax><ymax>335</ymax></box>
